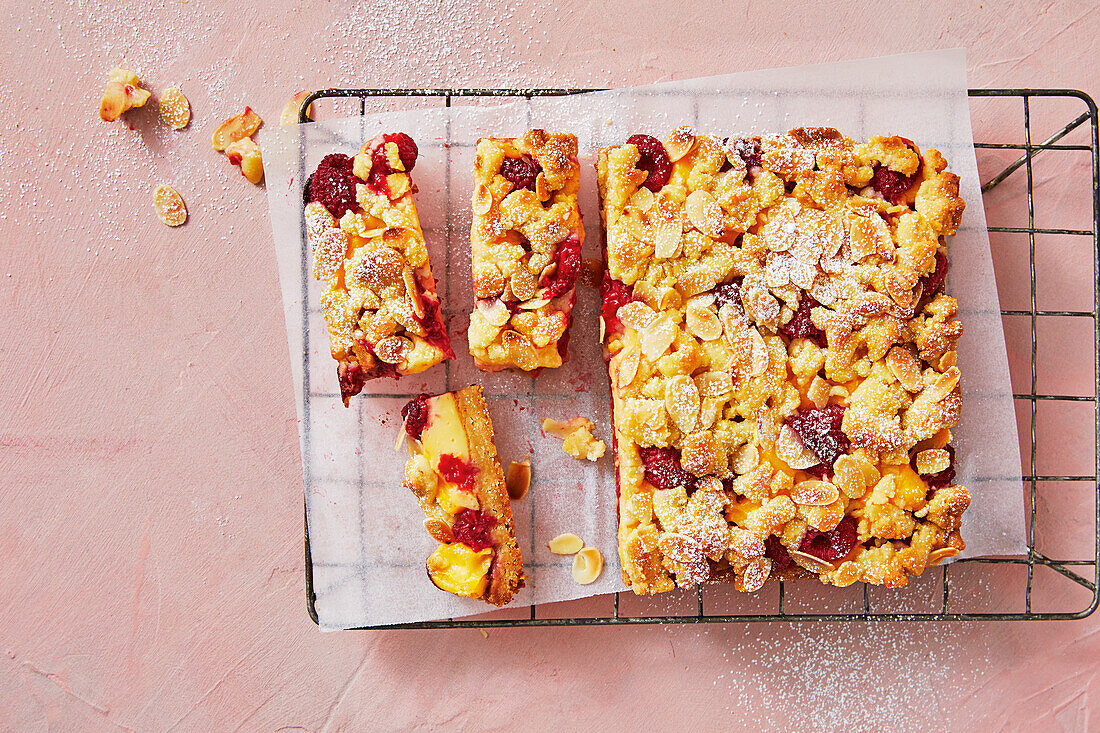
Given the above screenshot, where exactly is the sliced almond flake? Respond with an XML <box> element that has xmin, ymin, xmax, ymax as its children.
<box><xmin>510</xmin><ymin>267</ymin><xmax>538</xmax><ymax>302</ymax></box>
<box><xmin>664</xmin><ymin>125</ymin><xmax>696</xmax><ymax>162</ymax></box>
<box><xmin>571</xmin><ymin>547</ymin><xmax>603</xmax><ymax>584</ymax></box>
<box><xmin>472</xmin><ymin>184</ymin><xmax>493</xmax><ymax>215</ymax></box>
<box><xmin>695</xmin><ymin>370</ymin><xmax>733</xmax><ymax>399</ymax></box>
<box><xmin>664</xmin><ymin>374</ymin><xmax>700</xmax><ymax>434</ymax></box>
<box><xmin>616</xmin><ymin>344</ymin><xmax>641</xmax><ymax>389</ymax></box>
<box><xmin>639</xmin><ymin>315</ymin><xmax>676</xmax><ymax>362</ymax></box>
<box><xmin>616</xmin><ymin>300</ymin><xmax>659</xmax><ymax>331</ymax></box>
<box><xmin>159</xmin><ymin>88</ymin><xmax>190</xmax><ymax>130</ymax></box>
<box><xmin>718</xmin><ymin>302</ymin><xmax>750</xmax><ymax>343</ymax></box>
<box><xmin>747</xmin><ymin>327</ymin><xmax>769</xmax><ymax>377</ymax></box>
<box><xmin>927</xmin><ymin>367</ymin><xmax>961</xmax><ymax>402</ymax></box>
<box><xmin>740</xmin><ymin>278</ymin><xmax>781</xmax><ymax>329</ymax></box>
<box><xmin>548</xmin><ymin>533</ymin><xmax>584</xmax><ymax>555</ymax></box>
<box><xmin>152</xmin><ymin>185</ymin><xmax>187</xmax><ymax>227</ymax></box>
<box><xmin>506</xmin><ymin>460</ymin><xmax>531</xmax><ymax>500</ymax></box>
<box><xmin>653</xmin><ymin>194</ymin><xmax>684</xmax><ymax>259</ymax></box>
<box><xmin>627</xmin><ymin>186</ymin><xmax>656</xmax><ymax>212</ymax></box>
<box><xmin>698</xmin><ymin>398</ymin><xmax>722</xmax><ymax>430</ymax></box>
<box><xmin>807</xmin><ymin>376</ymin><xmax>831</xmax><ymax>409</ymax></box>
<box><xmin>915</xmin><ymin>448</ymin><xmax>951</xmax><ymax>475</ymax></box>
<box><xmin>788</xmin><ymin>549</ymin><xmax>835</xmax><ymax>574</ymax></box>
<box><xmin>734</xmin><ymin>557</ymin><xmax>770</xmax><ymax>592</ymax></box>
<box><xmin>887</xmin><ymin>345</ymin><xmax>923</xmax><ymax>392</ymax></box>
<box><xmin>809</xmin><ymin>275</ymin><xmax>836</xmax><ymax>307</ymax></box>
<box><xmin>517</xmin><ymin>297</ymin><xmax>551</xmax><ymax>310</ymax></box>
<box><xmin>686</xmin><ymin>303</ymin><xmax>722</xmax><ymax>341</ymax></box>
<box><xmin>790</xmin><ymin>480</ymin><xmax>840</xmax><ymax>506</ymax></box>
<box><xmin>684</xmin><ymin>189</ymin><xmax>723</xmax><ymax>237</ymax></box>
<box><xmin>403</xmin><ymin>268</ymin><xmax>426</xmax><ymax>319</ymax></box>
<box><xmin>730</xmin><ymin>443</ymin><xmax>760</xmax><ymax>474</ymax></box>
<box><xmin>424</xmin><ymin>518</ymin><xmax>454</xmax><ymax>544</ymax></box>
<box><xmin>927</xmin><ymin>547</ymin><xmax>960</xmax><ymax>565</ymax></box>
<box><xmin>776</xmin><ymin>424</ymin><xmax>820</xmax><ymax>470</ymax></box>
<box><xmin>374</xmin><ymin>335</ymin><xmax>411</xmax><ymax>364</ymax></box>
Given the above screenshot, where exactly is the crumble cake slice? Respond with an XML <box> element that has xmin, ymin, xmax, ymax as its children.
<box><xmin>401</xmin><ymin>386</ymin><xmax>524</xmax><ymax>606</ymax></box>
<box><xmin>305</xmin><ymin>133</ymin><xmax>455</xmax><ymax>406</ymax></box>
<box><xmin>597</xmin><ymin>126</ymin><xmax>970</xmax><ymax>594</ymax></box>
<box><xmin>468</xmin><ymin>130</ymin><xmax>585</xmax><ymax>372</ymax></box>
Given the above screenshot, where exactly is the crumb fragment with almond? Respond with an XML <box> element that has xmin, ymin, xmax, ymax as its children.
<box><xmin>541</xmin><ymin>417</ymin><xmax>606</xmax><ymax>461</ymax></box>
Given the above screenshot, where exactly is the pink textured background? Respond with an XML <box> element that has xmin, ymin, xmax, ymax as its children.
<box><xmin>1</xmin><ymin>1</ymin><xmax>1097</xmax><ymax>730</ymax></box>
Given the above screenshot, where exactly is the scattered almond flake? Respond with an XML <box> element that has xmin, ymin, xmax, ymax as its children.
<box><xmin>790</xmin><ymin>479</ymin><xmax>840</xmax><ymax>506</ymax></box>
<box><xmin>211</xmin><ymin>106</ymin><xmax>262</xmax><ymax>152</ymax></box>
<box><xmin>159</xmin><ymin>87</ymin><xmax>191</xmax><ymax>129</ymax></box>
<box><xmin>542</xmin><ymin>417</ymin><xmax>606</xmax><ymax>461</ymax></box>
<box><xmin>664</xmin><ymin>125</ymin><xmax>696</xmax><ymax>162</ymax></box>
<box><xmin>571</xmin><ymin>547</ymin><xmax>603</xmax><ymax>584</ymax></box>
<box><xmin>152</xmin><ymin>185</ymin><xmax>187</xmax><ymax>227</ymax></box>
<box><xmin>776</xmin><ymin>424</ymin><xmax>820</xmax><ymax>470</ymax></box>
<box><xmin>638</xmin><ymin>314</ymin><xmax>676</xmax><ymax>362</ymax></box>
<box><xmin>279</xmin><ymin>91</ymin><xmax>314</xmax><ymax>125</ymax></box>
<box><xmin>927</xmin><ymin>547</ymin><xmax>960</xmax><ymax>565</ymax></box>
<box><xmin>547</xmin><ymin>533</ymin><xmax>584</xmax><ymax>555</ymax></box>
<box><xmin>478</xmin><ymin>628</ymin><xmax>488</xmax><ymax>639</ymax></box>
<box><xmin>505</xmin><ymin>460</ymin><xmax>531</xmax><ymax>500</ymax></box>
<box><xmin>787</xmin><ymin>549</ymin><xmax>835</xmax><ymax>574</ymax></box>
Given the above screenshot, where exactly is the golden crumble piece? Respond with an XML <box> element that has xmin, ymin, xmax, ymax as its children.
<box><xmin>542</xmin><ymin>417</ymin><xmax>607</xmax><ymax>461</ymax></box>
<box><xmin>598</xmin><ymin>126</ymin><xmax>968</xmax><ymax>595</ymax></box>
<box><xmin>469</xmin><ymin>130</ymin><xmax>585</xmax><ymax>373</ymax></box>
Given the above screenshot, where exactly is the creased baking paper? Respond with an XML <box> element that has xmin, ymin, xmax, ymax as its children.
<box><xmin>266</xmin><ymin>49</ymin><xmax>1024</xmax><ymax>630</ymax></box>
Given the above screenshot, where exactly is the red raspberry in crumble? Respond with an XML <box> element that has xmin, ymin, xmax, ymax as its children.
<box><xmin>732</xmin><ymin>138</ymin><xmax>763</xmax><ymax>172</ymax></box>
<box><xmin>401</xmin><ymin>393</ymin><xmax>432</xmax><ymax>440</ymax></box>
<box><xmin>599</xmin><ymin>273</ymin><xmax>634</xmax><ymax>333</ymax></box>
<box><xmin>712</xmin><ymin>278</ymin><xmax>744</xmax><ymax>311</ymax></box>
<box><xmin>500</xmin><ymin>154</ymin><xmax>542</xmax><ymax>191</ymax></box>
<box><xmin>764</xmin><ymin>535</ymin><xmax>793</xmax><ymax>570</ymax></box>
<box><xmin>542</xmin><ymin>235</ymin><xmax>582</xmax><ymax>298</ymax></box>
<box><xmin>920</xmin><ymin>249</ymin><xmax>949</xmax><ymax>296</ymax></box>
<box><xmin>438</xmin><ymin>454</ymin><xmax>480</xmax><ymax>493</ymax></box>
<box><xmin>309</xmin><ymin>153</ymin><xmax>363</xmax><ymax>218</ymax></box>
<box><xmin>638</xmin><ymin>446</ymin><xmax>696</xmax><ymax>491</ymax></box>
<box><xmin>779</xmin><ymin>292</ymin><xmax>827</xmax><ymax>348</ymax></box>
<box><xmin>799</xmin><ymin>515</ymin><xmax>858</xmax><ymax>561</ymax></box>
<box><xmin>786</xmin><ymin>404</ymin><xmax>850</xmax><ymax>470</ymax></box>
<box><xmin>450</xmin><ymin>508</ymin><xmax>497</xmax><ymax>552</ymax></box>
<box><xmin>627</xmin><ymin>134</ymin><xmax>672</xmax><ymax>192</ymax></box>
<box><xmin>337</xmin><ymin>360</ymin><xmax>367</xmax><ymax>401</ymax></box>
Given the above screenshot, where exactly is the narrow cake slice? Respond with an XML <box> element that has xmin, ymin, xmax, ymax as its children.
<box><xmin>305</xmin><ymin>133</ymin><xmax>454</xmax><ymax>406</ymax></box>
<box><xmin>401</xmin><ymin>386</ymin><xmax>524</xmax><ymax>606</ymax></box>
<box><xmin>468</xmin><ymin>129</ymin><xmax>584</xmax><ymax>372</ymax></box>
<box><xmin>597</xmin><ymin>126</ymin><xmax>969</xmax><ymax>594</ymax></box>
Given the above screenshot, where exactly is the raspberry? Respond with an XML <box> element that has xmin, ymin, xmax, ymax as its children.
<box><xmin>500</xmin><ymin>155</ymin><xmax>541</xmax><ymax>191</ymax></box>
<box><xmin>732</xmin><ymin>138</ymin><xmax>763</xmax><ymax>171</ymax></box>
<box><xmin>712</xmin><ymin>279</ymin><xmax>744</xmax><ymax>311</ymax></box>
<box><xmin>437</xmin><ymin>454</ymin><xmax>479</xmax><ymax>493</ymax></box>
<box><xmin>599</xmin><ymin>274</ymin><xmax>635</xmax><ymax>333</ymax></box>
<box><xmin>913</xmin><ymin>444</ymin><xmax>957</xmax><ymax>489</ymax></box>
<box><xmin>451</xmin><ymin>509</ymin><xmax>497</xmax><ymax>552</ymax></box>
<box><xmin>626</xmin><ymin>134</ymin><xmax>672</xmax><ymax>192</ymax></box>
<box><xmin>383</xmin><ymin>132</ymin><xmax>418</xmax><ymax>171</ymax></box>
<box><xmin>638</xmin><ymin>446</ymin><xmax>696</xmax><ymax>491</ymax></box>
<box><xmin>400</xmin><ymin>393</ymin><xmax>432</xmax><ymax>440</ymax></box>
<box><xmin>542</xmin><ymin>235</ymin><xmax>582</xmax><ymax>298</ymax></box>
<box><xmin>418</xmin><ymin>298</ymin><xmax>454</xmax><ymax>357</ymax></box>
<box><xmin>920</xmin><ymin>249</ymin><xmax>949</xmax><ymax>296</ymax></box>
<box><xmin>308</xmin><ymin>153</ymin><xmax>363</xmax><ymax>218</ymax></box>
<box><xmin>765</xmin><ymin>535</ymin><xmax>793</xmax><ymax>571</ymax></box>
<box><xmin>786</xmin><ymin>404</ymin><xmax>850</xmax><ymax>471</ymax></box>
<box><xmin>799</xmin><ymin>516</ymin><xmax>858</xmax><ymax>561</ymax></box>
<box><xmin>779</xmin><ymin>293</ymin><xmax>827</xmax><ymax>348</ymax></box>
<box><xmin>336</xmin><ymin>360</ymin><xmax>367</xmax><ymax>401</ymax></box>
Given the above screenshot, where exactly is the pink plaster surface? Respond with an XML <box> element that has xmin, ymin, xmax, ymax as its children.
<box><xmin>0</xmin><ymin>1</ymin><xmax>1097</xmax><ymax>730</ymax></box>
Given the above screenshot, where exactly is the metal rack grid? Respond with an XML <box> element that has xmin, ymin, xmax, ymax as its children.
<box><xmin>299</xmin><ymin>88</ymin><xmax>1100</xmax><ymax>627</ymax></box>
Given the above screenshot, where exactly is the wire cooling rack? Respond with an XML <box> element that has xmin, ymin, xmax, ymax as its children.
<box><xmin>298</xmin><ymin>88</ymin><xmax>1100</xmax><ymax>627</ymax></box>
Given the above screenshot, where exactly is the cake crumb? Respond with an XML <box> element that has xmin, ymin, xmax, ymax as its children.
<box><xmin>541</xmin><ymin>417</ymin><xmax>606</xmax><ymax>461</ymax></box>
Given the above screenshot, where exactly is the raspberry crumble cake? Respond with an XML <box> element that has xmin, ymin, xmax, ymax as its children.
<box><xmin>468</xmin><ymin>130</ymin><xmax>585</xmax><ymax>372</ymax></box>
<box><xmin>401</xmin><ymin>386</ymin><xmax>524</xmax><ymax>606</ymax></box>
<box><xmin>597</xmin><ymin>126</ymin><xmax>969</xmax><ymax>594</ymax></box>
<box><xmin>305</xmin><ymin>133</ymin><xmax>454</xmax><ymax>405</ymax></box>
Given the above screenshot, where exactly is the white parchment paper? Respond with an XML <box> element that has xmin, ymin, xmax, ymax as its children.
<box><xmin>266</xmin><ymin>49</ymin><xmax>1025</xmax><ymax>630</ymax></box>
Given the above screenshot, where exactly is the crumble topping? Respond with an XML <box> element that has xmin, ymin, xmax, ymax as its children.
<box><xmin>542</xmin><ymin>417</ymin><xmax>607</xmax><ymax>461</ymax></box>
<box><xmin>598</xmin><ymin>125</ymin><xmax>969</xmax><ymax>594</ymax></box>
